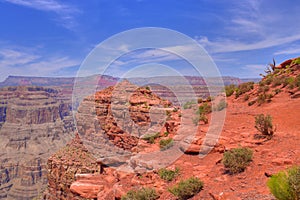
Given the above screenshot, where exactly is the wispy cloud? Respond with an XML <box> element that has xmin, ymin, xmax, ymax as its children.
<box><xmin>199</xmin><ymin>34</ymin><xmax>300</xmax><ymax>53</ymax></box>
<box><xmin>242</xmin><ymin>64</ymin><xmax>266</xmax><ymax>75</ymax></box>
<box><xmin>274</xmin><ymin>47</ymin><xmax>300</xmax><ymax>55</ymax></box>
<box><xmin>198</xmin><ymin>0</ymin><xmax>300</xmax><ymax>54</ymax></box>
<box><xmin>0</xmin><ymin>46</ymin><xmax>80</xmax><ymax>81</ymax></box>
<box><xmin>3</xmin><ymin>0</ymin><xmax>80</xmax><ymax>29</ymax></box>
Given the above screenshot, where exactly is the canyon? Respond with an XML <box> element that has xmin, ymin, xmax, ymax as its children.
<box><xmin>0</xmin><ymin>58</ymin><xmax>299</xmax><ymax>199</ymax></box>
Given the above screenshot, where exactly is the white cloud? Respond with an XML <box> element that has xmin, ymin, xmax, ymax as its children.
<box><xmin>198</xmin><ymin>34</ymin><xmax>300</xmax><ymax>53</ymax></box>
<box><xmin>0</xmin><ymin>46</ymin><xmax>80</xmax><ymax>81</ymax></box>
<box><xmin>274</xmin><ymin>47</ymin><xmax>300</xmax><ymax>55</ymax></box>
<box><xmin>3</xmin><ymin>0</ymin><xmax>80</xmax><ymax>29</ymax></box>
<box><xmin>242</xmin><ymin>64</ymin><xmax>266</xmax><ymax>77</ymax></box>
<box><xmin>197</xmin><ymin>0</ymin><xmax>300</xmax><ymax>54</ymax></box>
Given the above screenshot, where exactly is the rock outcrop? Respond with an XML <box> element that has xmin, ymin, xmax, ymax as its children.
<box><xmin>0</xmin><ymin>86</ymin><xmax>74</xmax><ymax>199</ymax></box>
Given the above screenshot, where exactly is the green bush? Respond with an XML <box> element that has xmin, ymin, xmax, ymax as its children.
<box><xmin>267</xmin><ymin>166</ymin><xmax>300</xmax><ymax>200</ymax></box>
<box><xmin>158</xmin><ymin>167</ymin><xmax>180</xmax><ymax>182</ymax></box>
<box><xmin>192</xmin><ymin>114</ymin><xmax>208</xmax><ymax>126</ymax></box>
<box><xmin>196</xmin><ymin>103</ymin><xmax>212</xmax><ymax>115</ymax></box>
<box><xmin>243</xmin><ymin>94</ymin><xmax>250</xmax><ymax>101</ymax></box>
<box><xmin>254</xmin><ymin>114</ymin><xmax>275</xmax><ymax>137</ymax></box>
<box><xmin>214</xmin><ymin>99</ymin><xmax>227</xmax><ymax>111</ymax></box>
<box><xmin>295</xmin><ymin>75</ymin><xmax>300</xmax><ymax>88</ymax></box>
<box><xmin>291</xmin><ymin>57</ymin><xmax>300</xmax><ymax>65</ymax></box>
<box><xmin>274</xmin><ymin>89</ymin><xmax>282</xmax><ymax>95</ymax></box>
<box><xmin>235</xmin><ymin>82</ymin><xmax>254</xmax><ymax>98</ymax></box>
<box><xmin>257</xmin><ymin>93</ymin><xmax>273</xmax><ymax>105</ymax></box>
<box><xmin>142</xmin><ymin>132</ymin><xmax>160</xmax><ymax>144</ymax></box>
<box><xmin>159</xmin><ymin>138</ymin><xmax>173</xmax><ymax>150</ymax></box>
<box><xmin>283</xmin><ymin>77</ymin><xmax>295</xmax><ymax>88</ymax></box>
<box><xmin>168</xmin><ymin>177</ymin><xmax>203</xmax><ymax>200</ymax></box>
<box><xmin>121</xmin><ymin>188</ymin><xmax>159</xmax><ymax>200</ymax></box>
<box><xmin>248</xmin><ymin>100</ymin><xmax>256</xmax><ymax>106</ymax></box>
<box><xmin>222</xmin><ymin>147</ymin><xmax>253</xmax><ymax>174</ymax></box>
<box><xmin>258</xmin><ymin>85</ymin><xmax>270</xmax><ymax>93</ymax></box>
<box><xmin>265</xmin><ymin>75</ymin><xmax>274</xmax><ymax>85</ymax></box>
<box><xmin>225</xmin><ymin>84</ymin><xmax>236</xmax><ymax>97</ymax></box>
<box><xmin>183</xmin><ymin>100</ymin><xmax>197</xmax><ymax>109</ymax></box>
<box><xmin>272</xmin><ymin>77</ymin><xmax>283</xmax><ymax>87</ymax></box>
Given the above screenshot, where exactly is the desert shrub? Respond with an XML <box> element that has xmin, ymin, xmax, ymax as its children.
<box><xmin>258</xmin><ymin>85</ymin><xmax>270</xmax><ymax>93</ymax></box>
<box><xmin>274</xmin><ymin>88</ymin><xmax>282</xmax><ymax>94</ymax></box>
<box><xmin>206</xmin><ymin>96</ymin><xmax>214</xmax><ymax>102</ymax></box>
<box><xmin>225</xmin><ymin>84</ymin><xmax>236</xmax><ymax>97</ymax></box>
<box><xmin>243</xmin><ymin>94</ymin><xmax>250</xmax><ymax>101</ymax></box>
<box><xmin>168</xmin><ymin>177</ymin><xmax>203</xmax><ymax>200</ymax></box>
<box><xmin>214</xmin><ymin>99</ymin><xmax>227</xmax><ymax>111</ymax></box>
<box><xmin>248</xmin><ymin>100</ymin><xmax>256</xmax><ymax>106</ymax></box>
<box><xmin>183</xmin><ymin>100</ymin><xmax>196</xmax><ymax>109</ymax></box>
<box><xmin>255</xmin><ymin>114</ymin><xmax>275</xmax><ymax>137</ymax></box>
<box><xmin>257</xmin><ymin>93</ymin><xmax>266</xmax><ymax>105</ymax></box>
<box><xmin>267</xmin><ymin>166</ymin><xmax>300</xmax><ymax>200</ymax></box>
<box><xmin>159</xmin><ymin>138</ymin><xmax>173</xmax><ymax>150</ymax></box>
<box><xmin>222</xmin><ymin>147</ymin><xmax>253</xmax><ymax>174</ymax></box>
<box><xmin>257</xmin><ymin>93</ymin><xmax>273</xmax><ymax>105</ymax></box>
<box><xmin>235</xmin><ymin>82</ymin><xmax>254</xmax><ymax>98</ymax></box>
<box><xmin>197</xmin><ymin>98</ymin><xmax>203</xmax><ymax>103</ymax></box>
<box><xmin>291</xmin><ymin>57</ymin><xmax>300</xmax><ymax>65</ymax></box>
<box><xmin>265</xmin><ymin>75</ymin><xmax>274</xmax><ymax>85</ymax></box>
<box><xmin>192</xmin><ymin>114</ymin><xmax>208</xmax><ymax>125</ymax></box>
<box><xmin>283</xmin><ymin>77</ymin><xmax>295</xmax><ymax>88</ymax></box>
<box><xmin>158</xmin><ymin>167</ymin><xmax>180</xmax><ymax>182</ymax></box>
<box><xmin>295</xmin><ymin>75</ymin><xmax>300</xmax><ymax>88</ymax></box>
<box><xmin>259</xmin><ymin>81</ymin><xmax>265</xmax><ymax>87</ymax></box>
<box><xmin>272</xmin><ymin>77</ymin><xmax>283</xmax><ymax>87</ymax></box>
<box><xmin>121</xmin><ymin>188</ymin><xmax>159</xmax><ymax>200</ymax></box>
<box><xmin>197</xmin><ymin>103</ymin><xmax>211</xmax><ymax>115</ymax></box>
<box><xmin>145</xmin><ymin>86</ymin><xmax>150</xmax><ymax>90</ymax></box>
<box><xmin>142</xmin><ymin>132</ymin><xmax>160</xmax><ymax>144</ymax></box>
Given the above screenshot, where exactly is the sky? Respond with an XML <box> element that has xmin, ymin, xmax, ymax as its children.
<box><xmin>1</xmin><ymin>0</ymin><xmax>300</xmax><ymax>81</ymax></box>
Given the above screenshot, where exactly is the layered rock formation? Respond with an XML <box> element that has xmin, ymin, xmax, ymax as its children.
<box><xmin>75</xmin><ymin>80</ymin><xmax>180</xmax><ymax>166</ymax></box>
<box><xmin>0</xmin><ymin>86</ymin><xmax>74</xmax><ymax>199</ymax></box>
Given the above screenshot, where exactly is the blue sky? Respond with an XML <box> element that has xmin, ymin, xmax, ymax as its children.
<box><xmin>1</xmin><ymin>0</ymin><xmax>300</xmax><ymax>81</ymax></box>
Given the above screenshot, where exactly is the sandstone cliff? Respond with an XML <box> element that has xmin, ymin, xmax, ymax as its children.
<box><xmin>0</xmin><ymin>86</ymin><xmax>74</xmax><ymax>199</ymax></box>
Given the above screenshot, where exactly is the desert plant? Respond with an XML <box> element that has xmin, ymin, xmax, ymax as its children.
<box><xmin>214</xmin><ymin>99</ymin><xmax>227</xmax><ymax>111</ymax></box>
<box><xmin>274</xmin><ymin>88</ymin><xmax>282</xmax><ymax>95</ymax></box>
<box><xmin>197</xmin><ymin>98</ymin><xmax>203</xmax><ymax>103</ymax></box>
<box><xmin>295</xmin><ymin>75</ymin><xmax>300</xmax><ymax>88</ymax></box>
<box><xmin>283</xmin><ymin>77</ymin><xmax>295</xmax><ymax>88</ymax></box>
<box><xmin>222</xmin><ymin>147</ymin><xmax>253</xmax><ymax>174</ymax></box>
<box><xmin>255</xmin><ymin>114</ymin><xmax>275</xmax><ymax>137</ymax></box>
<box><xmin>142</xmin><ymin>132</ymin><xmax>160</xmax><ymax>144</ymax></box>
<box><xmin>158</xmin><ymin>167</ymin><xmax>180</xmax><ymax>182</ymax></box>
<box><xmin>159</xmin><ymin>138</ymin><xmax>173</xmax><ymax>150</ymax></box>
<box><xmin>267</xmin><ymin>166</ymin><xmax>300</xmax><ymax>200</ymax></box>
<box><xmin>192</xmin><ymin>114</ymin><xmax>208</xmax><ymax>126</ymax></box>
<box><xmin>258</xmin><ymin>85</ymin><xmax>270</xmax><ymax>93</ymax></box>
<box><xmin>121</xmin><ymin>187</ymin><xmax>159</xmax><ymax>200</ymax></box>
<box><xmin>235</xmin><ymin>82</ymin><xmax>254</xmax><ymax>98</ymax></box>
<box><xmin>225</xmin><ymin>84</ymin><xmax>236</xmax><ymax>97</ymax></box>
<box><xmin>257</xmin><ymin>93</ymin><xmax>273</xmax><ymax>105</ymax></box>
<box><xmin>243</xmin><ymin>94</ymin><xmax>250</xmax><ymax>101</ymax></box>
<box><xmin>197</xmin><ymin>102</ymin><xmax>212</xmax><ymax>115</ymax></box>
<box><xmin>272</xmin><ymin>77</ymin><xmax>283</xmax><ymax>87</ymax></box>
<box><xmin>183</xmin><ymin>100</ymin><xmax>197</xmax><ymax>109</ymax></box>
<box><xmin>291</xmin><ymin>57</ymin><xmax>300</xmax><ymax>65</ymax></box>
<box><xmin>168</xmin><ymin>177</ymin><xmax>203</xmax><ymax>200</ymax></box>
<box><xmin>248</xmin><ymin>100</ymin><xmax>256</xmax><ymax>106</ymax></box>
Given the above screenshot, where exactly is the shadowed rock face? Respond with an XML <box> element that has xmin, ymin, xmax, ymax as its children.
<box><xmin>0</xmin><ymin>86</ymin><xmax>75</xmax><ymax>199</ymax></box>
<box><xmin>75</xmin><ymin>80</ymin><xmax>175</xmax><ymax>156</ymax></box>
